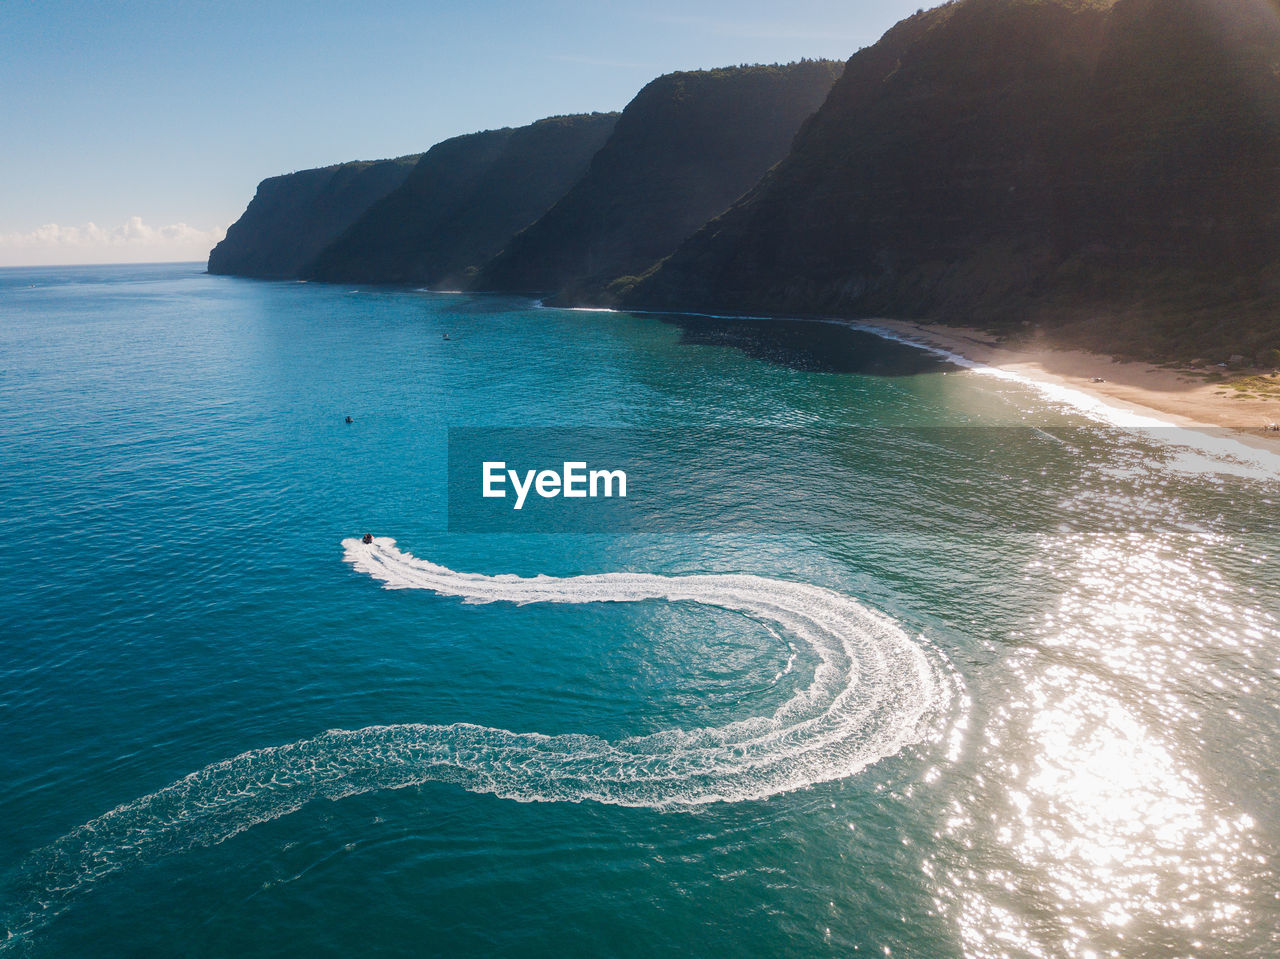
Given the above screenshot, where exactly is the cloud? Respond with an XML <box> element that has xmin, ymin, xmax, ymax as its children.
<box><xmin>0</xmin><ymin>216</ymin><xmax>227</xmax><ymax>266</ymax></box>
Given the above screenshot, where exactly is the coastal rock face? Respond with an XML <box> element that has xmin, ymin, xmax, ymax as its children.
<box><xmin>305</xmin><ymin>114</ymin><xmax>618</xmax><ymax>286</ymax></box>
<box><xmin>207</xmin><ymin>155</ymin><xmax>420</xmax><ymax>278</ymax></box>
<box><xmin>628</xmin><ymin>0</ymin><xmax>1280</xmax><ymax>360</ymax></box>
<box><xmin>476</xmin><ymin>61</ymin><xmax>844</xmax><ymax>305</ymax></box>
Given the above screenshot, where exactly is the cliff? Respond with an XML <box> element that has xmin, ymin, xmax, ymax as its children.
<box><xmin>628</xmin><ymin>0</ymin><xmax>1280</xmax><ymax>362</ymax></box>
<box><xmin>476</xmin><ymin>61</ymin><xmax>844</xmax><ymax>304</ymax></box>
<box><xmin>306</xmin><ymin>114</ymin><xmax>618</xmax><ymax>285</ymax></box>
<box><xmin>207</xmin><ymin>155</ymin><xmax>420</xmax><ymax>278</ymax></box>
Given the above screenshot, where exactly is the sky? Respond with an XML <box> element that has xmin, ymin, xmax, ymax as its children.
<box><xmin>0</xmin><ymin>0</ymin><xmax>926</xmax><ymax>266</ymax></box>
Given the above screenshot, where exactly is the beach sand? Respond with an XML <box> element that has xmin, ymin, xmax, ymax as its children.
<box><xmin>862</xmin><ymin>319</ymin><xmax>1280</xmax><ymax>451</ymax></box>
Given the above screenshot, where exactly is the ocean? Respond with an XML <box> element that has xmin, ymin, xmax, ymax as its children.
<box><xmin>1</xmin><ymin>263</ymin><xmax>1277</xmax><ymax>957</ymax></box>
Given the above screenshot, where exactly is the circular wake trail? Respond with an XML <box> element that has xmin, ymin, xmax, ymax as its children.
<box><xmin>1</xmin><ymin>538</ymin><xmax>946</xmax><ymax>947</ymax></box>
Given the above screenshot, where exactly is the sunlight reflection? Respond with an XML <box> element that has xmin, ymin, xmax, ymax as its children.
<box><xmin>931</xmin><ymin>495</ymin><xmax>1275</xmax><ymax>958</ymax></box>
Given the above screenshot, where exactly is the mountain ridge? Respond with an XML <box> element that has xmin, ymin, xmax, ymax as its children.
<box><xmin>208</xmin><ymin>1</ymin><xmax>1280</xmax><ymax>363</ymax></box>
<box><xmin>207</xmin><ymin>155</ymin><xmax>421</xmax><ymax>279</ymax></box>
<box><xmin>306</xmin><ymin>113</ymin><xmax>619</xmax><ymax>286</ymax></box>
<box><xmin>626</xmin><ymin>0</ymin><xmax>1280</xmax><ymax>362</ymax></box>
<box><xmin>475</xmin><ymin>60</ymin><xmax>844</xmax><ymax>304</ymax></box>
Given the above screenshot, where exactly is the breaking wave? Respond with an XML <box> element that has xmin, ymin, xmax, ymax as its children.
<box><xmin>2</xmin><ymin>538</ymin><xmax>949</xmax><ymax>947</ymax></box>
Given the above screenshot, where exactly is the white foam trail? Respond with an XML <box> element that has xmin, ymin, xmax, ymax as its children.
<box><xmin>1</xmin><ymin>540</ymin><xmax>947</xmax><ymax>948</ymax></box>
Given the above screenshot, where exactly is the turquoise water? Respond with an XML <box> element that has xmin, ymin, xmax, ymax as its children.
<box><xmin>2</xmin><ymin>263</ymin><xmax>1278</xmax><ymax>957</ymax></box>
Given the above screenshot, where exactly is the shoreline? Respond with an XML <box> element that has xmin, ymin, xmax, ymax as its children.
<box><xmin>848</xmin><ymin>318</ymin><xmax>1280</xmax><ymax>454</ymax></box>
<box><xmin>543</xmin><ymin>298</ymin><xmax>1280</xmax><ymax>472</ymax></box>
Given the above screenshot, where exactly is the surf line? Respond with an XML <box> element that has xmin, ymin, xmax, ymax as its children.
<box><xmin>0</xmin><ymin>538</ymin><xmax>951</xmax><ymax>948</ymax></box>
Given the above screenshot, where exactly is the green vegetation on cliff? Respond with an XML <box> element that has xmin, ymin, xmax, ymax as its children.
<box><xmin>306</xmin><ymin>114</ymin><xmax>618</xmax><ymax>285</ymax></box>
<box><xmin>476</xmin><ymin>61</ymin><xmax>844</xmax><ymax>304</ymax></box>
<box><xmin>207</xmin><ymin>155</ymin><xmax>420</xmax><ymax>278</ymax></box>
<box><xmin>626</xmin><ymin>0</ymin><xmax>1280</xmax><ymax>362</ymax></box>
<box><xmin>209</xmin><ymin>1</ymin><xmax>1280</xmax><ymax>363</ymax></box>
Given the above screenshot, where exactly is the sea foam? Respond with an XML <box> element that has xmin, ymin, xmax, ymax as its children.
<box><xmin>848</xmin><ymin>321</ymin><xmax>1280</xmax><ymax>479</ymax></box>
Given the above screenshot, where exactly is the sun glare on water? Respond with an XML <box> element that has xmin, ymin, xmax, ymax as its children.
<box><xmin>930</xmin><ymin>487</ymin><xmax>1274</xmax><ymax>958</ymax></box>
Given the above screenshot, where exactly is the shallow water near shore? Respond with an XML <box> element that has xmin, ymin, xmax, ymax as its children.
<box><xmin>2</xmin><ymin>263</ymin><xmax>1278</xmax><ymax>958</ymax></box>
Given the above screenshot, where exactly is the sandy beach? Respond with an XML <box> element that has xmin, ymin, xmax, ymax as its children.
<box><xmin>860</xmin><ymin>319</ymin><xmax>1280</xmax><ymax>450</ymax></box>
